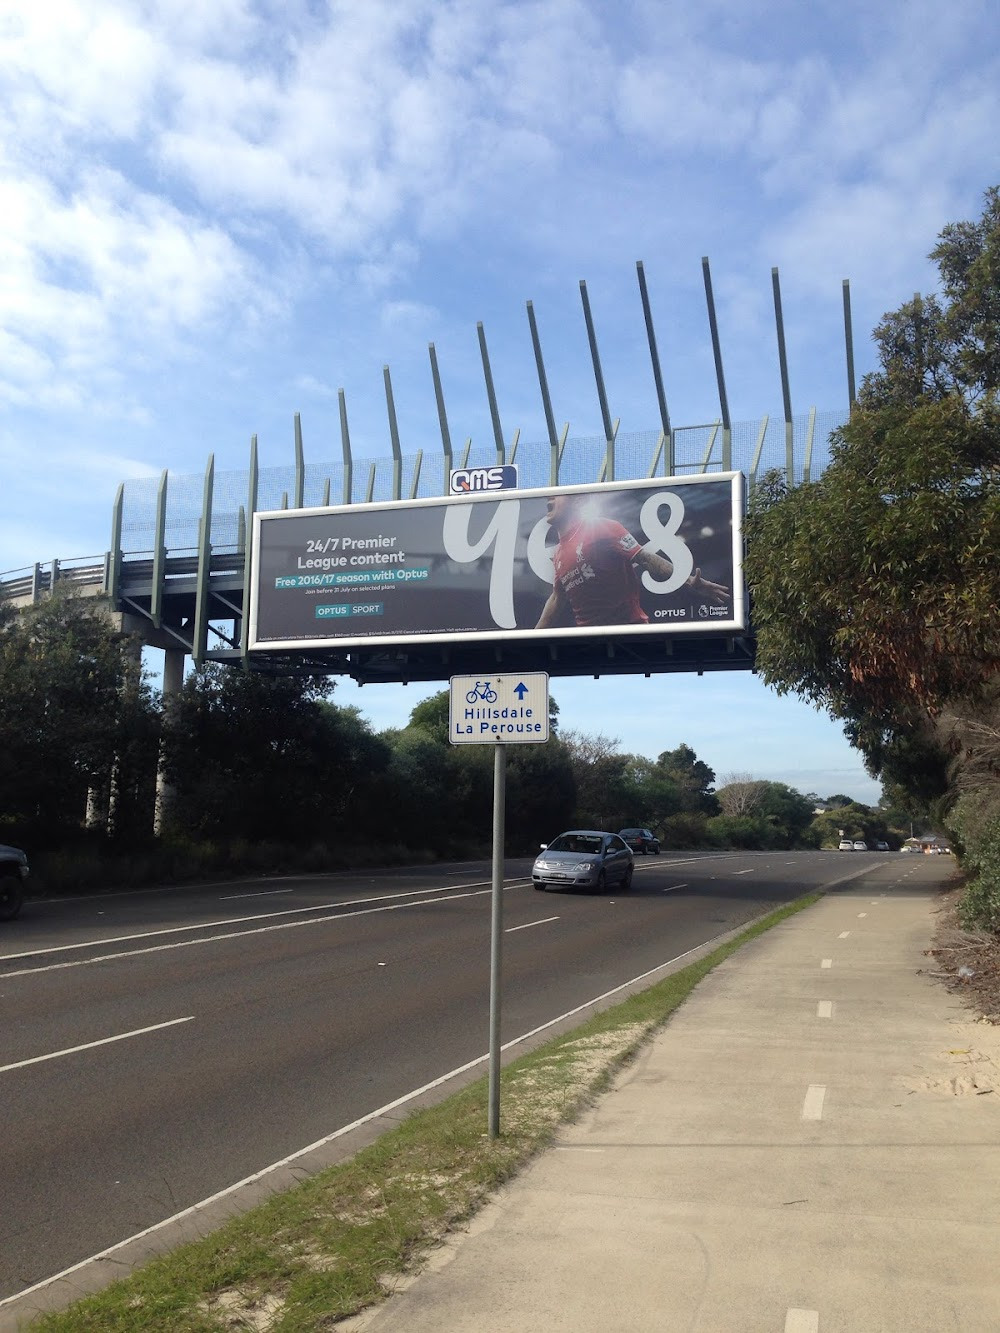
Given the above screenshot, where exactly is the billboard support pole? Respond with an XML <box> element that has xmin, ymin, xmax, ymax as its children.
<box><xmin>429</xmin><ymin>343</ymin><xmax>453</xmax><ymax>493</ymax></box>
<box><xmin>488</xmin><ymin>741</ymin><xmax>507</xmax><ymax>1140</ymax></box>
<box><xmin>772</xmin><ymin>268</ymin><xmax>794</xmax><ymax>487</ymax></box>
<box><xmin>338</xmin><ymin>391</ymin><xmax>353</xmax><ymax>505</ymax></box>
<box><xmin>383</xmin><ymin>366</ymin><xmax>403</xmax><ymax>500</ymax></box>
<box><xmin>477</xmin><ymin>323</ymin><xmax>506</xmax><ymax>465</ymax></box>
<box><xmin>580</xmin><ymin>280</ymin><xmax>616</xmax><ymax>482</ymax></box>
<box><xmin>701</xmin><ymin>258</ymin><xmax>732</xmax><ymax>472</ymax></box>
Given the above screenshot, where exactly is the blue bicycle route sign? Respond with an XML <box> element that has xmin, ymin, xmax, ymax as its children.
<box><xmin>448</xmin><ymin>672</ymin><xmax>550</xmax><ymax>745</ymax></box>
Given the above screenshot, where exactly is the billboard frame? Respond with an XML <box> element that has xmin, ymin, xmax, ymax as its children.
<box><xmin>248</xmin><ymin>472</ymin><xmax>745</xmax><ymax>656</ymax></box>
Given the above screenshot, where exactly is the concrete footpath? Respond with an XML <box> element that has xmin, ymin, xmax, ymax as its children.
<box><xmin>349</xmin><ymin>859</ymin><xmax>1000</xmax><ymax>1333</ymax></box>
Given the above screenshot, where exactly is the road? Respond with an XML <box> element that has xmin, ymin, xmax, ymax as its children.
<box><xmin>0</xmin><ymin>849</ymin><xmax>879</xmax><ymax>1300</ymax></box>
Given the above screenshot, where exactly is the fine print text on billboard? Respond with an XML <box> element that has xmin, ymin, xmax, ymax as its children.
<box><xmin>249</xmin><ymin>474</ymin><xmax>745</xmax><ymax>651</ymax></box>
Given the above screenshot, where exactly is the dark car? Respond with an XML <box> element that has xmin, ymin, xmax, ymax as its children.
<box><xmin>619</xmin><ymin>827</ymin><xmax>660</xmax><ymax>856</ymax></box>
<box><xmin>0</xmin><ymin>843</ymin><xmax>29</xmax><ymax>921</ymax></box>
<box><xmin>533</xmin><ymin>830</ymin><xmax>633</xmax><ymax>892</ymax></box>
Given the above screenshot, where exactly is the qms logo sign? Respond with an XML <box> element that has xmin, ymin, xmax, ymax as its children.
<box><xmin>449</xmin><ymin>465</ymin><xmax>519</xmax><ymax>495</ymax></box>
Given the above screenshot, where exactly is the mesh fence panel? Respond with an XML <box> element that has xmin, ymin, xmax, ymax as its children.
<box><xmin>118</xmin><ymin>410</ymin><xmax>850</xmax><ymax>555</ymax></box>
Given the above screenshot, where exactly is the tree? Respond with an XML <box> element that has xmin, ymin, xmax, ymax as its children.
<box><xmin>161</xmin><ymin>666</ymin><xmax>391</xmax><ymax>845</ymax></box>
<box><xmin>746</xmin><ymin>187</ymin><xmax>1000</xmax><ymax>797</ymax></box>
<box><xmin>716</xmin><ymin>773</ymin><xmax>767</xmax><ymax>818</ymax></box>
<box><xmin>0</xmin><ymin>591</ymin><xmax>157</xmax><ymax>837</ymax></box>
<box><xmin>656</xmin><ymin>744</ymin><xmax>718</xmax><ymax>816</ymax></box>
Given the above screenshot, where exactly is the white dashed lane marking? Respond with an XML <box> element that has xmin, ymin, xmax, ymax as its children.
<box><xmin>816</xmin><ymin>1001</ymin><xmax>833</xmax><ymax>1019</ymax></box>
<box><xmin>0</xmin><ymin>1017</ymin><xmax>195</xmax><ymax>1075</ymax></box>
<box><xmin>801</xmin><ymin>1085</ymin><xmax>826</xmax><ymax>1121</ymax></box>
<box><xmin>505</xmin><ymin>916</ymin><xmax>559</xmax><ymax>934</ymax></box>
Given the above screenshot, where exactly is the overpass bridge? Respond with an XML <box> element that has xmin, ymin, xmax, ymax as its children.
<box><xmin>0</xmin><ymin>407</ymin><xmax>845</xmax><ymax>688</ymax></box>
<box><xmin>0</xmin><ymin>261</ymin><xmax>856</xmax><ymax>688</ymax></box>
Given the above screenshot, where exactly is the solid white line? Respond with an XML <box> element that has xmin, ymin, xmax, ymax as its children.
<box><xmin>816</xmin><ymin>1001</ymin><xmax>833</xmax><ymax>1019</ymax></box>
<box><xmin>838</xmin><ymin>931</ymin><xmax>850</xmax><ymax>938</ymax></box>
<box><xmin>0</xmin><ymin>877</ymin><xmax>533</xmax><ymax>963</ymax></box>
<box><xmin>0</xmin><ymin>1017</ymin><xmax>195</xmax><ymax>1075</ymax></box>
<box><xmin>820</xmin><ymin>959</ymin><xmax>832</xmax><ymax>969</ymax></box>
<box><xmin>785</xmin><ymin>1311</ymin><xmax>819</xmax><ymax>1333</ymax></box>
<box><xmin>218</xmin><ymin>889</ymin><xmax>294</xmax><ymax>900</ymax></box>
<box><xmin>0</xmin><ymin>934</ymin><xmax>725</xmax><ymax>1310</ymax></box>
<box><xmin>505</xmin><ymin>916</ymin><xmax>559</xmax><ymax>934</ymax></box>
<box><xmin>802</xmin><ymin>1085</ymin><xmax>826</xmax><ymax>1120</ymax></box>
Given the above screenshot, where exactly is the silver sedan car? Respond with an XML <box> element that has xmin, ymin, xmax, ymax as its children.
<box><xmin>532</xmin><ymin>830</ymin><xmax>633</xmax><ymax>893</ymax></box>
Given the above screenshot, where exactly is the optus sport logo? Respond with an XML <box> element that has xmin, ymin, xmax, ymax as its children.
<box><xmin>449</xmin><ymin>465</ymin><xmax>518</xmax><ymax>495</ymax></box>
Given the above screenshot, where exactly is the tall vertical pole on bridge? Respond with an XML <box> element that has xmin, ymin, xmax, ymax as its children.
<box><xmin>293</xmin><ymin>414</ymin><xmax>305</xmax><ymax>509</ymax></box>
<box><xmin>843</xmin><ymin>279</ymin><xmax>857</xmax><ymax>410</ymax></box>
<box><xmin>477</xmin><ymin>323</ymin><xmax>506</xmax><ymax>466</ymax></box>
<box><xmin>338</xmin><ymin>392</ymin><xmax>354</xmax><ymax>505</ymax></box>
<box><xmin>701</xmin><ymin>258</ymin><xmax>732</xmax><ymax>472</ymax></box>
<box><xmin>192</xmin><ymin>455</ymin><xmax>215</xmax><ymax>666</ymax></box>
<box><xmin>580</xmin><ymin>280</ymin><xmax>616</xmax><ymax>483</ymax></box>
<box><xmin>383</xmin><ymin>368</ymin><xmax>403</xmax><ymax>501</ymax></box>
<box><xmin>526</xmin><ymin>300</ymin><xmax>561</xmax><ymax>487</ymax></box>
<box><xmin>429</xmin><ymin>343</ymin><xmax>453</xmax><ymax>494</ymax></box>
<box><xmin>240</xmin><ymin>436</ymin><xmax>259</xmax><ymax>659</ymax></box>
<box><xmin>636</xmin><ymin>261</ymin><xmax>673</xmax><ymax>474</ymax></box>
<box><xmin>772</xmin><ymin>267</ymin><xmax>794</xmax><ymax>487</ymax></box>
<box><xmin>488</xmin><ymin>741</ymin><xmax>507</xmax><ymax>1140</ymax></box>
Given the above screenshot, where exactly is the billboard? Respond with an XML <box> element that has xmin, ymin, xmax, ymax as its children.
<box><xmin>248</xmin><ymin>474</ymin><xmax>745</xmax><ymax>652</ymax></box>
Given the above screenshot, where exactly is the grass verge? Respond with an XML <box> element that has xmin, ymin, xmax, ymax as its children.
<box><xmin>26</xmin><ymin>893</ymin><xmax>820</xmax><ymax>1332</ymax></box>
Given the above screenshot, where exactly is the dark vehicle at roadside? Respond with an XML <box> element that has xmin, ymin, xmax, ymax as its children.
<box><xmin>533</xmin><ymin>830</ymin><xmax>633</xmax><ymax>892</ymax></box>
<box><xmin>0</xmin><ymin>844</ymin><xmax>29</xmax><ymax>920</ymax></box>
<box><xmin>619</xmin><ymin>827</ymin><xmax>660</xmax><ymax>855</ymax></box>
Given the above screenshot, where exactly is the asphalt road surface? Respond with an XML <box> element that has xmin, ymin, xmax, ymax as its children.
<box><xmin>0</xmin><ymin>849</ymin><xmax>884</xmax><ymax>1300</ymax></box>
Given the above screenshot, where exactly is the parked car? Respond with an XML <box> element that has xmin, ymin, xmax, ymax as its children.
<box><xmin>0</xmin><ymin>843</ymin><xmax>29</xmax><ymax>921</ymax></box>
<box><xmin>852</xmin><ymin>840</ymin><xmax>869</xmax><ymax>851</ymax></box>
<box><xmin>619</xmin><ymin>827</ymin><xmax>660</xmax><ymax>855</ymax></box>
<box><xmin>533</xmin><ymin>830</ymin><xmax>633</xmax><ymax>892</ymax></box>
<box><xmin>875</xmin><ymin>840</ymin><xmax>890</xmax><ymax>851</ymax></box>
<box><xmin>838</xmin><ymin>839</ymin><xmax>854</xmax><ymax>851</ymax></box>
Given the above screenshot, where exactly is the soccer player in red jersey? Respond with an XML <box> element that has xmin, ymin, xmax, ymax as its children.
<box><xmin>534</xmin><ymin>493</ymin><xmax>730</xmax><ymax>629</ymax></box>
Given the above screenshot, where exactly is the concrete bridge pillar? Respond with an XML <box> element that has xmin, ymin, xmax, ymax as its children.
<box><xmin>154</xmin><ymin>647</ymin><xmax>186</xmax><ymax>836</ymax></box>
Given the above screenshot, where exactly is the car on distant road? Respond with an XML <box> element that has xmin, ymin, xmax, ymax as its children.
<box><xmin>533</xmin><ymin>830</ymin><xmax>633</xmax><ymax>892</ymax></box>
<box><xmin>838</xmin><ymin>839</ymin><xmax>854</xmax><ymax>851</ymax></box>
<box><xmin>0</xmin><ymin>843</ymin><xmax>29</xmax><ymax>920</ymax></box>
<box><xmin>619</xmin><ymin>827</ymin><xmax>660</xmax><ymax>856</ymax></box>
<box><xmin>852</xmin><ymin>840</ymin><xmax>869</xmax><ymax>851</ymax></box>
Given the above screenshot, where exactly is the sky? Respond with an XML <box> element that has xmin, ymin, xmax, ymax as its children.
<box><xmin>2</xmin><ymin>0</ymin><xmax>998</xmax><ymax>806</ymax></box>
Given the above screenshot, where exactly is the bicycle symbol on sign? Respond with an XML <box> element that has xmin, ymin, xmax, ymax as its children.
<box><xmin>466</xmin><ymin>680</ymin><xmax>498</xmax><ymax>704</ymax></box>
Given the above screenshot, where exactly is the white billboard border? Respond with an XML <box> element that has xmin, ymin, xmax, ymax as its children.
<box><xmin>247</xmin><ymin>472</ymin><xmax>746</xmax><ymax>653</ymax></box>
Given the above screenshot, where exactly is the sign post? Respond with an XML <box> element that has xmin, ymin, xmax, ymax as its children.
<box><xmin>449</xmin><ymin>672</ymin><xmax>549</xmax><ymax>1139</ymax></box>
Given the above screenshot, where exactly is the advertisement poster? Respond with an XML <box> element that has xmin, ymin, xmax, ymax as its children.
<box><xmin>248</xmin><ymin>474</ymin><xmax>745</xmax><ymax>651</ymax></box>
